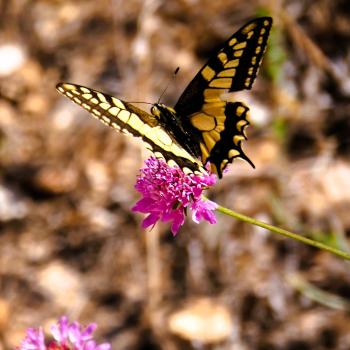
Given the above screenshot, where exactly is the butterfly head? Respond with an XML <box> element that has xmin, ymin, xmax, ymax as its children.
<box><xmin>150</xmin><ymin>104</ymin><xmax>162</xmax><ymax>119</ymax></box>
<box><xmin>151</xmin><ymin>103</ymin><xmax>176</xmax><ymax>121</ymax></box>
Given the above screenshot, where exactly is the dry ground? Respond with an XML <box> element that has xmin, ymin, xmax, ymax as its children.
<box><xmin>1</xmin><ymin>0</ymin><xmax>350</xmax><ymax>349</ymax></box>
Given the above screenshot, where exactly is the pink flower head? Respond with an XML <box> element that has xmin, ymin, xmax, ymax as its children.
<box><xmin>132</xmin><ymin>157</ymin><xmax>218</xmax><ymax>235</ymax></box>
<box><xmin>16</xmin><ymin>316</ymin><xmax>110</xmax><ymax>350</ymax></box>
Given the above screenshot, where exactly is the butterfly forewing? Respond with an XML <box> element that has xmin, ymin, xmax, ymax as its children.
<box><xmin>56</xmin><ymin>83</ymin><xmax>206</xmax><ymax>175</ymax></box>
<box><xmin>174</xmin><ymin>17</ymin><xmax>272</xmax><ymax>116</ymax></box>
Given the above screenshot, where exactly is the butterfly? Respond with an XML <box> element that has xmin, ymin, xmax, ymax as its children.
<box><xmin>56</xmin><ymin>17</ymin><xmax>272</xmax><ymax>178</ymax></box>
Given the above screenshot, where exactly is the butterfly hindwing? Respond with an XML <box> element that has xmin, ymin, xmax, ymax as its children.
<box><xmin>56</xmin><ymin>83</ymin><xmax>205</xmax><ymax>174</ymax></box>
<box><xmin>173</xmin><ymin>17</ymin><xmax>272</xmax><ymax>177</ymax></box>
<box><xmin>197</xmin><ymin>101</ymin><xmax>254</xmax><ymax>176</ymax></box>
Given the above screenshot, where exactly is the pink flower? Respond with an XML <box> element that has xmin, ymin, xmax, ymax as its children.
<box><xmin>132</xmin><ymin>157</ymin><xmax>218</xmax><ymax>235</ymax></box>
<box><xmin>16</xmin><ymin>316</ymin><xmax>110</xmax><ymax>350</ymax></box>
<box><xmin>17</xmin><ymin>328</ymin><xmax>46</xmax><ymax>350</ymax></box>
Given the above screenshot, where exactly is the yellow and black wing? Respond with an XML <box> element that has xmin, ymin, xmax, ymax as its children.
<box><xmin>56</xmin><ymin>83</ymin><xmax>205</xmax><ymax>174</ymax></box>
<box><xmin>174</xmin><ymin>17</ymin><xmax>272</xmax><ymax>177</ymax></box>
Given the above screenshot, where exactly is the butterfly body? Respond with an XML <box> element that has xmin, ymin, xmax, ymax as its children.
<box><xmin>151</xmin><ymin>103</ymin><xmax>201</xmax><ymax>159</ymax></box>
<box><xmin>57</xmin><ymin>17</ymin><xmax>272</xmax><ymax>178</ymax></box>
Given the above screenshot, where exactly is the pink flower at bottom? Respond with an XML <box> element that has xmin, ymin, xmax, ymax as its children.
<box><xmin>16</xmin><ymin>316</ymin><xmax>110</xmax><ymax>350</ymax></box>
<box><xmin>132</xmin><ymin>157</ymin><xmax>218</xmax><ymax>235</ymax></box>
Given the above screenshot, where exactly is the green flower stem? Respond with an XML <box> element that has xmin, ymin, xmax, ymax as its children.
<box><xmin>215</xmin><ymin>204</ymin><xmax>350</xmax><ymax>261</ymax></box>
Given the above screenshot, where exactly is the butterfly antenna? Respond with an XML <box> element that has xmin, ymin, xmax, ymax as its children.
<box><xmin>127</xmin><ymin>101</ymin><xmax>153</xmax><ymax>105</ymax></box>
<box><xmin>157</xmin><ymin>67</ymin><xmax>180</xmax><ymax>104</ymax></box>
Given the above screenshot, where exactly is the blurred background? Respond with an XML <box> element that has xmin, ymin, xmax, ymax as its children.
<box><xmin>1</xmin><ymin>0</ymin><xmax>350</xmax><ymax>349</ymax></box>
